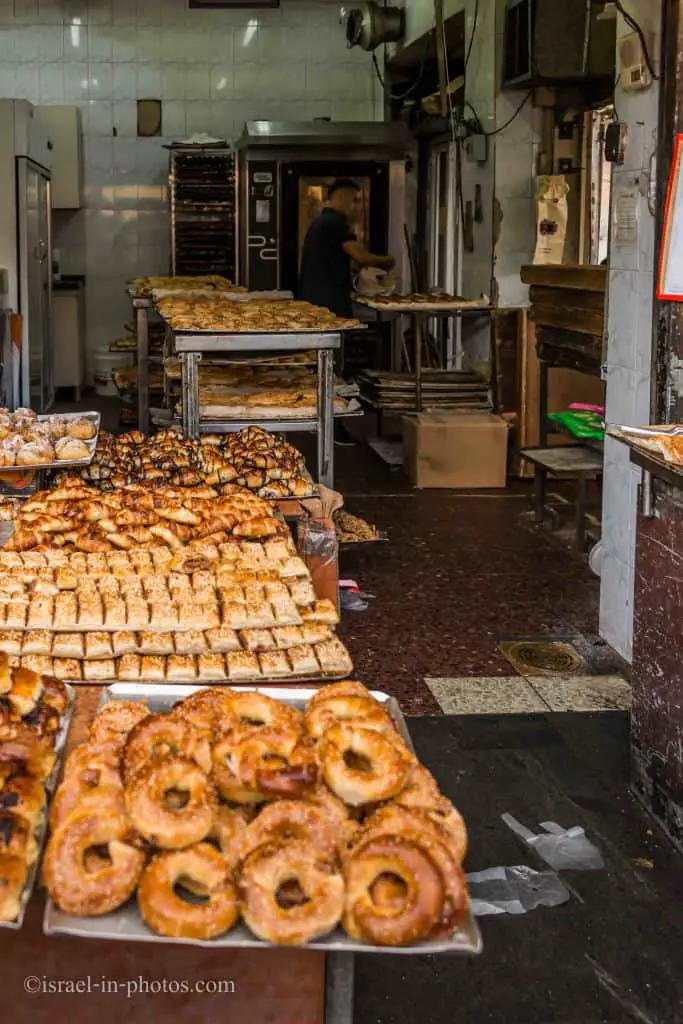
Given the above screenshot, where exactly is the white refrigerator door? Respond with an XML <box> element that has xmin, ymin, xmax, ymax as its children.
<box><xmin>18</xmin><ymin>158</ymin><xmax>53</xmax><ymax>411</ymax></box>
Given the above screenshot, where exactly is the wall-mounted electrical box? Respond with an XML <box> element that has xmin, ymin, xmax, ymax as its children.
<box><xmin>618</xmin><ymin>30</ymin><xmax>654</xmax><ymax>92</ymax></box>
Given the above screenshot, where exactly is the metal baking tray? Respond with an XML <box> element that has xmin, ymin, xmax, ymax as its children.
<box><xmin>44</xmin><ymin>683</ymin><xmax>482</xmax><ymax>956</ymax></box>
<box><xmin>2</xmin><ymin>682</ymin><xmax>76</xmax><ymax>930</ymax></box>
<box><xmin>17</xmin><ymin>412</ymin><xmax>101</xmax><ymax>471</ymax></box>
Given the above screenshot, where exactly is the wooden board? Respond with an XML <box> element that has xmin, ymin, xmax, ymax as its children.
<box><xmin>529</xmin><ymin>286</ymin><xmax>606</xmax><ymax>312</ymax></box>
<box><xmin>521</xmin><ymin>264</ymin><xmax>607</xmax><ymax>293</ymax></box>
<box><xmin>530</xmin><ymin>304</ymin><xmax>604</xmax><ymax>337</ymax></box>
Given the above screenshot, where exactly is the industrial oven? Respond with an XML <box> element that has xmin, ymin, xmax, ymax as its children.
<box><xmin>235</xmin><ymin>121</ymin><xmax>411</xmax><ymax>294</ymax></box>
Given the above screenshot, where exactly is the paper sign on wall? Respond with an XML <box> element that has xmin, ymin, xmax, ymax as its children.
<box><xmin>614</xmin><ymin>186</ymin><xmax>639</xmax><ymax>245</ymax></box>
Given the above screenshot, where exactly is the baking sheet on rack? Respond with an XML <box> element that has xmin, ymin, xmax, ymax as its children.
<box><xmin>17</xmin><ymin>412</ymin><xmax>101</xmax><ymax>471</ymax></box>
<box><xmin>43</xmin><ymin>682</ymin><xmax>482</xmax><ymax>955</ymax></box>
<box><xmin>1</xmin><ymin>682</ymin><xmax>76</xmax><ymax>930</ymax></box>
<box><xmin>354</xmin><ymin>296</ymin><xmax>491</xmax><ymax>313</ymax></box>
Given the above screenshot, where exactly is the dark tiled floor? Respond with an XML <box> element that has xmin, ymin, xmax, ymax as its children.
<box><xmin>356</xmin><ymin>712</ymin><xmax>683</xmax><ymax>1023</ymax></box>
<box><xmin>318</xmin><ymin>425</ymin><xmax>603</xmax><ymax>713</ymax></box>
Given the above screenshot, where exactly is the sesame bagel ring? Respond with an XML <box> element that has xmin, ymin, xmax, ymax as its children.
<box><xmin>225</xmin><ymin>691</ymin><xmax>303</xmax><ymax>733</ymax></box>
<box><xmin>90</xmin><ymin>701</ymin><xmax>151</xmax><ymax>745</ymax></box>
<box><xmin>305</xmin><ymin>681</ymin><xmax>371</xmax><ymax>712</ymax></box>
<box><xmin>123</xmin><ymin>714</ymin><xmax>211</xmax><ymax>784</ymax></box>
<box><xmin>304</xmin><ymin>695</ymin><xmax>395</xmax><ymax>741</ymax></box>
<box><xmin>349</xmin><ymin>805</ymin><xmax>469</xmax><ymax>934</ymax></box>
<box><xmin>240</xmin><ymin>800</ymin><xmax>338</xmax><ymax>862</ymax></box>
<box><xmin>320</xmin><ymin>724</ymin><xmax>412</xmax><ymax>806</ymax></box>
<box><xmin>342</xmin><ymin>834</ymin><xmax>445</xmax><ymax>946</ymax></box>
<box><xmin>50</xmin><ymin>782</ymin><xmax>125</xmax><ymax>834</ymax></box>
<box><xmin>394</xmin><ymin>764</ymin><xmax>442</xmax><ymax>811</ymax></box>
<box><xmin>232</xmin><ymin>729</ymin><xmax>318</xmax><ymax>798</ymax></box>
<box><xmin>43</xmin><ymin>811</ymin><xmax>145</xmax><ymax>916</ymax></box>
<box><xmin>125</xmin><ymin>756</ymin><xmax>217</xmax><ymax>850</ymax></box>
<box><xmin>211</xmin><ymin>735</ymin><xmax>268</xmax><ymax>806</ymax></box>
<box><xmin>239</xmin><ymin>840</ymin><xmax>344</xmax><ymax>945</ymax></box>
<box><xmin>138</xmin><ymin>843</ymin><xmax>239</xmax><ymax>940</ymax></box>
<box><xmin>63</xmin><ymin>741</ymin><xmax>122</xmax><ymax>780</ymax></box>
<box><xmin>171</xmin><ymin>689</ymin><xmax>239</xmax><ymax>734</ymax></box>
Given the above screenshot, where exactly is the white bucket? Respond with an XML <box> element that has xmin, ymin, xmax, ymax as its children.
<box><xmin>92</xmin><ymin>349</ymin><xmax>134</xmax><ymax>397</ymax></box>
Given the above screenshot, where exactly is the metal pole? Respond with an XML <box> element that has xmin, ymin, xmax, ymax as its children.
<box><xmin>324</xmin><ymin>952</ymin><xmax>354</xmax><ymax>1024</ymax></box>
<box><xmin>180</xmin><ymin>351</ymin><xmax>201</xmax><ymax>439</ymax></box>
<box><xmin>136</xmin><ymin>302</ymin><xmax>149</xmax><ymax>433</ymax></box>
<box><xmin>318</xmin><ymin>345</ymin><xmax>335</xmax><ymax>488</ymax></box>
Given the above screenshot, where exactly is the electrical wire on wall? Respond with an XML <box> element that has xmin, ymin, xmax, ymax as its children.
<box><xmin>370</xmin><ymin>33</ymin><xmax>432</xmax><ymax>101</ymax></box>
<box><xmin>589</xmin><ymin>0</ymin><xmax>659</xmax><ymax>81</ymax></box>
<box><xmin>464</xmin><ymin>0</ymin><xmax>479</xmax><ymax>71</ymax></box>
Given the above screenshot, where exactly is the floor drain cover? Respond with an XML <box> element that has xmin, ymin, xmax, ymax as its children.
<box><xmin>499</xmin><ymin>640</ymin><xmax>586</xmax><ymax>676</ymax></box>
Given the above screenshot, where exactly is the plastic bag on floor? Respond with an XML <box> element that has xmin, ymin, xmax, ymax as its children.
<box><xmin>502</xmin><ymin>814</ymin><xmax>605</xmax><ymax>871</ymax></box>
<box><xmin>467</xmin><ymin>866</ymin><xmax>570</xmax><ymax>916</ymax></box>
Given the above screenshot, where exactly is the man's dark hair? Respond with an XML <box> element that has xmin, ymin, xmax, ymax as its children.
<box><xmin>328</xmin><ymin>178</ymin><xmax>361</xmax><ymax>197</ymax></box>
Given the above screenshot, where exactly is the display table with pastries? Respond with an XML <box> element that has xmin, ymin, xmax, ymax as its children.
<box><xmin>56</xmin><ymin>426</ymin><xmax>317</xmax><ymax>500</ymax></box>
<box><xmin>0</xmin><ymin>480</ymin><xmax>348</xmax><ymax>685</ymax></box>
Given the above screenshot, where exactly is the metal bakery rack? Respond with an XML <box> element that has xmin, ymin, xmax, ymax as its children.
<box><xmin>169</xmin><ymin>147</ymin><xmax>236</xmax><ymax>281</ymax></box>
<box><xmin>353</xmin><ymin>296</ymin><xmax>493</xmax><ymax>415</ymax></box>
<box><xmin>166</xmin><ymin>324</ymin><xmax>341</xmax><ymax>489</ymax></box>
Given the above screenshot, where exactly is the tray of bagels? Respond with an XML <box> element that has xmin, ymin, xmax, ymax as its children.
<box><xmin>42</xmin><ymin>682</ymin><xmax>481</xmax><ymax>954</ymax></box>
<box><xmin>0</xmin><ymin>657</ymin><xmax>74</xmax><ymax>927</ymax></box>
<box><xmin>0</xmin><ymin>409</ymin><xmax>100</xmax><ymax>470</ymax></box>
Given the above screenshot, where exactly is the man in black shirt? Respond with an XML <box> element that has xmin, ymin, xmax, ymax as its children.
<box><xmin>300</xmin><ymin>178</ymin><xmax>394</xmax><ymax>318</ymax></box>
<box><xmin>299</xmin><ymin>179</ymin><xmax>394</xmax><ymax>444</ymax></box>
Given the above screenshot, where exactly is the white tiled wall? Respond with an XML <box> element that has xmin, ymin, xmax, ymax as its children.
<box><xmin>599</xmin><ymin>0</ymin><xmax>661</xmax><ymax>660</ymax></box>
<box><xmin>0</xmin><ymin>0</ymin><xmax>382</xmax><ymax>366</ymax></box>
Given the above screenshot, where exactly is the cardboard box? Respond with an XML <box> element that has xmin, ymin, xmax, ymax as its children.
<box><xmin>402</xmin><ymin>411</ymin><xmax>509</xmax><ymax>489</ymax></box>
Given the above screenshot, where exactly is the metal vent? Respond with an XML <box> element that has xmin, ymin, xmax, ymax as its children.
<box><xmin>499</xmin><ymin>640</ymin><xmax>586</xmax><ymax>676</ymax></box>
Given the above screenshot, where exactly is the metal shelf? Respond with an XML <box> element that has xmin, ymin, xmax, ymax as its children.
<box><xmin>169</xmin><ymin>325</ymin><xmax>342</xmax><ymax>488</ymax></box>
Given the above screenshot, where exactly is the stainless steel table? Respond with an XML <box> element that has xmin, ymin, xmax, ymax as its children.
<box><xmin>171</xmin><ymin>328</ymin><xmax>341</xmax><ymax>488</ymax></box>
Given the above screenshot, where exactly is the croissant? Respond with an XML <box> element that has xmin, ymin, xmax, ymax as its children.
<box><xmin>233</xmin><ymin>517</ymin><xmax>282</xmax><ymax>539</ymax></box>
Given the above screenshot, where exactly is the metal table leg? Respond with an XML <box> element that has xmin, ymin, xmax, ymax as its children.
<box><xmin>415</xmin><ymin>315</ymin><xmax>423</xmax><ymax>413</ymax></box>
<box><xmin>575</xmin><ymin>473</ymin><xmax>588</xmax><ymax>552</ymax></box>
<box><xmin>325</xmin><ymin>952</ymin><xmax>354</xmax><ymax>1024</ymax></box>
<box><xmin>180</xmin><ymin>351</ymin><xmax>201</xmax><ymax>439</ymax></box>
<box><xmin>318</xmin><ymin>346</ymin><xmax>334</xmax><ymax>489</ymax></box>
<box><xmin>136</xmin><ymin>303</ymin><xmax>149</xmax><ymax>434</ymax></box>
<box><xmin>539</xmin><ymin>361</ymin><xmax>549</xmax><ymax>446</ymax></box>
<box><xmin>534</xmin><ymin>468</ymin><xmax>546</xmax><ymax>524</ymax></box>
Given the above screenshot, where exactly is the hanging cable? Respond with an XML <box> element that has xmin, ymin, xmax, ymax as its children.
<box><xmin>464</xmin><ymin>0</ymin><xmax>479</xmax><ymax>71</ymax></box>
<box><xmin>466</xmin><ymin>91</ymin><xmax>533</xmax><ymax>138</ymax></box>
<box><xmin>370</xmin><ymin>34</ymin><xmax>431</xmax><ymax>101</ymax></box>
<box><xmin>588</xmin><ymin>0</ymin><xmax>659</xmax><ymax>80</ymax></box>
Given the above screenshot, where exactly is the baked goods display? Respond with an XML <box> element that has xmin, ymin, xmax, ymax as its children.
<box><xmin>0</xmin><ymin>656</ymin><xmax>72</xmax><ymax>923</ymax></box>
<box><xmin>613</xmin><ymin>425</ymin><xmax>683</xmax><ymax>467</ymax></box>
<box><xmin>56</xmin><ymin>427</ymin><xmax>314</xmax><ymax>499</ymax></box>
<box><xmin>0</xmin><ymin>512</ymin><xmax>352</xmax><ymax>681</ymax></box>
<box><xmin>0</xmin><ymin>481</ymin><xmax>288</xmax><ymax>553</ymax></box>
<box><xmin>0</xmin><ymin>410</ymin><xmax>98</xmax><ymax>467</ymax></box>
<box><xmin>157</xmin><ymin>296</ymin><xmax>362</xmax><ymax>333</ymax></box>
<box><xmin>131</xmin><ymin>276</ymin><xmax>242</xmax><ymax>298</ymax></box>
<box><xmin>44</xmin><ymin>682</ymin><xmax>469</xmax><ymax>946</ymax></box>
